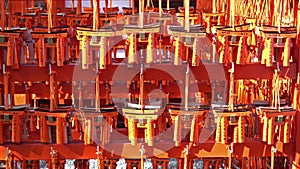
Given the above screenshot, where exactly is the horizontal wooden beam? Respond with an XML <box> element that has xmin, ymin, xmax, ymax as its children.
<box><xmin>3</xmin><ymin>63</ymin><xmax>297</xmax><ymax>82</ymax></box>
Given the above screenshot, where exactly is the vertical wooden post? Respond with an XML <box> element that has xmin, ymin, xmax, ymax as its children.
<box><xmin>146</xmin><ymin>33</ymin><xmax>153</xmax><ymax>64</ymax></box>
<box><xmin>56</xmin><ymin>117</ymin><xmax>64</xmax><ymax>144</ymax></box>
<box><xmin>12</xmin><ymin>115</ymin><xmax>21</xmax><ymax>143</ymax></box>
<box><xmin>84</xmin><ymin>119</ymin><xmax>91</xmax><ymax>144</ymax></box>
<box><xmin>262</xmin><ymin>37</ymin><xmax>273</xmax><ymax>67</ymax></box>
<box><xmin>30</xmin><ymin>113</ymin><xmax>40</xmax><ymax>131</ymax></box>
<box><xmin>40</xmin><ymin>115</ymin><xmax>49</xmax><ymax>143</ymax></box>
<box><xmin>173</xmin><ymin>115</ymin><xmax>181</xmax><ymax>146</ymax></box>
<box><xmin>174</xmin><ymin>37</ymin><xmax>179</xmax><ymax>65</ymax></box>
<box><xmin>127</xmin><ymin>118</ymin><xmax>137</xmax><ymax>145</ymax></box>
<box><xmin>158</xmin><ymin>0</ymin><xmax>162</xmax><ymax>16</ymax></box>
<box><xmin>233</xmin><ymin>125</ymin><xmax>238</xmax><ymax>143</ymax></box>
<box><xmin>105</xmin><ymin>83</ymin><xmax>110</xmax><ymax>105</ymax></box>
<box><xmin>267</xmin><ymin>38</ymin><xmax>274</xmax><ymax>67</ymax></box>
<box><xmin>212</xmin><ymin>0</ymin><xmax>217</xmax><ymax>13</ymax></box>
<box><xmin>167</xmin><ymin>0</ymin><xmax>169</xmax><ymax>10</ymax></box>
<box><xmin>7</xmin><ymin>38</ymin><xmax>13</xmax><ymax>66</ymax></box>
<box><xmin>241</xmin><ymin>36</ymin><xmax>248</xmax><ymax>64</ymax></box>
<box><xmin>221</xmin><ymin>116</ymin><xmax>227</xmax><ymax>144</ymax></box>
<box><xmin>215</xmin><ymin>117</ymin><xmax>221</xmax><ymax>142</ymax></box>
<box><xmin>81</xmin><ymin>36</ymin><xmax>88</xmax><ymax>69</ymax></box>
<box><xmin>102</xmin><ymin>119</ymin><xmax>108</xmax><ymax>144</ymax></box>
<box><xmin>52</xmin><ymin>0</ymin><xmax>57</xmax><ymax>27</ymax></box>
<box><xmin>297</xmin><ymin>0</ymin><xmax>300</xmax><ymax>34</ymax></box>
<box><xmin>78</xmin><ymin>82</ymin><xmax>83</xmax><ymax>108</ymax></box>
<box><xmin>184</xmin><ymin>66</ymin><xmax>189</xmax><ymax>111</ymax></box>
<box><xmin>99</xmin><ymin>37</ymin><xmax>106</xmax><ymax>69</ymax></box>
<box><xmin>138</xmin><ymin>0</ymin><xmax>144</xmax><ymax>28</ymax></box>
<box><xmin>4</xmin><ymin>71</ymin><xmax>10</xmax><ymax>110</ymax></box>
<box><xmin>0</xmin><ymin>76</ymin><xmax>3</xmax><ymax>106</ymax></box>
<box><xmin>105</xmin><ymin>0</ymin><xmax>108</xmax><ymax>11</ymax></box>
<box><xmin>236</xmin><ymin>37</ymin><xmax>243</xmax><ymax>64</ymax></box>
<box><xmin>93</xmin><ymin>0</ymin><xmax>99</xmax><ymax>30</ymax></box>
<box><xmin>132</xmin><ymin>0</ymin><xmax>135</xmax><ymax>14</ymax></box>
<box><xmin>267</xmin><ymin>118</ymin><xmax>274</xmax><ymax>145</ymax></box>
<box><xmin>10</xmin><ymin>78</ymin><xmax>14</xmax><ymax>107</ymax></box>
<box><xmin>21</xmin><ymin>0</ymin><xmax>25</xmax><ymax>15</ymax></box>
<box><xmin>76</xmin><ymin>0</ymin><xmax>82</xmax><ymax>15</ymax></box>
<box><xmin>262</xmin><ymin>116</ymin><xmax>268</xmax><ymax>142</ymax></box>
<box><xmin>56</xmin><ymin>37</ymin><xmax>63</xmax><ymax>66</ymax></box>
<box><xmin>47</xmin><ymin>0</ymin><xmax>53</xmax><ymax>33</ymax></box>
<box><xmin>128</xmin><ymin>34</ymin><xmax>135</xmax><ymax>64</ymax></box>
<box><xmin>109</xmin><ymin>0</ymin><xmax>112</xmax><ymax>9</ymax></box>
<box><xmin>146</xmin><ymin>119</ymin><xmax>153</xmax><ymax>146</ymax></box>
<box><xmin>0</xmin><ymin>119</ymin><xmax>3</xmax><ymax>144</ymax></box>
<box><xmin>231</xmin><ymin>0</ymin><xmax>235</xmax><ymax>28</ymax></box>
<box><xmin>71</xmin><ymin>0</ymin><xmax>74</xmax><ymax>10</ymax></box>
<box><xmin>283</xmin><ymin>115</ymin><xmax>290</xmax><ymax>143</ymax></box>
<box><xmin>226</xmin><ymin>0</ymin><xmax>231</xmax><ymax>25</ymax></box>
<box><xmin>189</xmin><ymin>115</ymin><xmax>197</xmax><ymax>144</ymax></box>
<box><xmin>146</xmin><ymin>0</ymin><xmax>150</xmax><ymax>9</ymax></box>
<box><xmin>184</xmin><ymin>0</ymin><xmax>190</xmax><ymax>32</ymax></box>
<box><xmin>238</xmin><ymin>116</ymin><xmax>245</xmax><ymax>143</ymax></box>
<box><xmin>13</xmin><ymin>38</ymin><xmax>20</xmax><ymax>69</ymax></box>
<box><xmin>192</xmin><ymin>38</ymin><xmax>199</xmax><ymax>66</ymax></box>
<box><xmin>139</xmin><ymin>65</ymin><xmax>144</xmax><ymax>106</ymax></box>
<box><xmin>283</xmin><ymin>38</ymin><xmax>291</xmax><ymax>67</ymax></box>
<box><xmin>0</xmin><ymin>0</ymin><xmax>5</xmax><ymax>31</ymax></box>
<box><xmin>38</xmin><ymin>38</ymin><xmax>46</xmax><ymax>67</ymax></box>
<box><xmin>95</xmin><ymin>70</ymin><xmax>100</xmax><ymax>111</ymax></box>
<box><xmin>49</xmin><ymin>68</ymin><xmax>57</xmax><ymax>112</ymax></box>
<box><xmin>7</xmin><ymin>0</ymin><xmax>12</xmax><ymax>29</ymax></box>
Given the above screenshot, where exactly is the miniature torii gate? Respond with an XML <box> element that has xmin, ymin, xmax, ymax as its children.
<box><xmin>166</xmin><ymin>0</ymin><xmax>209</xmax><ymax>168</ymax></box>
<box><xmin>122</xmin><ymin>0</ymin><xmax>161</xmax><ymax>149</ymax></box>
<box><xmin>257</xmin><ymin>64</ymin><xmax>296</xmax><ymax>169</ymax></box>
<box><xmin>75</xmin><ymin>0</ymin><xmax>118</xmax><ymax>156</ymax></box>
<box><xmin>76</xmin><ymin>0</ymin><xmax>118</xmax><ymax>69</ymax></box>
<box><xmin>0</xmin><ymin>0</ymin><xmax>24</xmax><ymax>70</ymax></box>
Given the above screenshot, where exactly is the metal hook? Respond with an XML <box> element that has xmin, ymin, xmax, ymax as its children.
<box><xmin>140</xmin><ymin>144</ymin><xmax>145</xmax><ymax>156</ymax></box>
<box><xmin>229</xmin><ymin>143</ymin><xmax>234</xmax><ymax>154</ymax></box>
<box><xmin>49</xmin><ymin>63</ymin><xmax>52</xmax><ymax>75</ymax></box>
<box><xmin>50</xmin><ymin>147</ymin><xmax>55</xmax><ymax>157</ymax></box>
<box><xmin>2</xmin><ymin>64</ymin><xmax>5</xmax><ymax>75</ymax></box>
<box><xmin>276</xmin><ymin>62</ymin><xmax>280</xmax><ymax>71</ymax></box>
<box><xmin>96</xmin><ymin>146</ymin><xmax>101</xmax><ymax>156</ymax></box>
<box><xmin>96</xmin><ymin>62</ymin><xmax>99</xmax><ymax>74</ymax></box>
<box><xmin>184</xmin><ymin>145</ymin><xmax>189</xmax><ymax>155</ymax></box>
<box><xmin>273</xmin><ymin>143</ymin><xmax>278</xmax><ymax>153</ymax></box>
<box><xmin>6</xmin><ymin>147</ymin><xmax>10</xmax><ymax>157</ymax></box>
